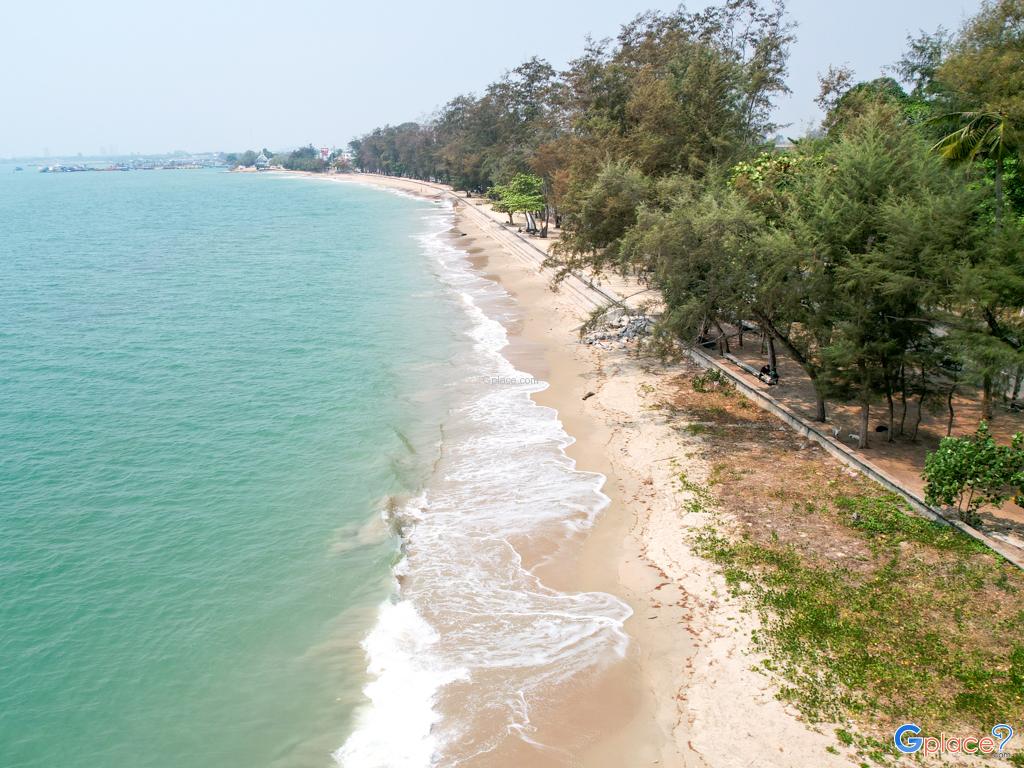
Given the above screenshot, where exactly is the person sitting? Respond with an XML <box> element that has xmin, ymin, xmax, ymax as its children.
<box><xmin>758</xmin><ymin>364</ymin><xmax>779</xmax><ymax>385</ymax></box>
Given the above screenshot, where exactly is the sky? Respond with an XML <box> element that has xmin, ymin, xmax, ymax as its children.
<box><xmin>0</xmin><ymin>0</ymin><xmax>979</xmax><ymax>158</ymax></box>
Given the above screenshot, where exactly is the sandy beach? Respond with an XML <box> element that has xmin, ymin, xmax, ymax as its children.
<box><xmin>308</xmin><ymin>171</ymin><xmax>855</xmax><ymax>767</ymax></box>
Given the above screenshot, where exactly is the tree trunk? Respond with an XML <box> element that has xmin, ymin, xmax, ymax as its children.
<box><xmin>859</xmin><ymin>400</ymin><xmax>870</xmax><ymax>449</ymax></box>
<box><xmin>898</xmin><ymin>365</ymin><xmax>907</xmax><ymax>436</ymax></box>
<box><xmin>995</xmin><ymin>154</ymin><xmax>1004</xmax><ymax>229</ymax></box>
<box><xmin>947</xmin><ymin>383</ymin><xmax>956</xmax><ymax>436</ymax></box>
<box><xmin>858</xmin><ymin>362</ymin><xmax>870</xmax><ymax>449</ymax></box>
<box><xmin>767</xmin><ymin>336</ymin><xmax>777</xmax><ymax>373</ymax></box>
<box><xmin>982</xmin><ymin>373</ymin><xmax>993</xmax><ymax>422</ymax></box>
<box><xmin>761</xmin><ymin>344</ymin><xmax>774</xmax><ymax>387</ymax></box>
<box><xmin>753</xmin><ymin>311</ymin><xmax>825</xmax><ymax>420</ymax></box>
<box><xmin>912</xmin><ymin>390</ymin><xmax>925</xmax><ymax>442</ymax></box>
<box><xmin>714</xmin><ymin>321</ymin><xmax>729</xmax><ymax>354</ymax></box>
<box><xmin>813</xmin><ymin>384</ymin><xmax>827</xmax><ymax>423</ymax></box>
<box><xmin>886</xmin><ymin>388</ymin><xmax>895</xmax><ymax>443</ymax></box>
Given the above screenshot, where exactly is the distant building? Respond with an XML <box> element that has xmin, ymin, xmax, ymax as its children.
<box><xmin>255</xmin><ymin>152</ymin><xmax>270</xmax><ymax>170</ymax></box>
<box><xmin>772</xmin><ymin>135</ymin><xmax>796</xmax><ymax>152</ymax></box>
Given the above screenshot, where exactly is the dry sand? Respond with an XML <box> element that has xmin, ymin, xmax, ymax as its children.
<box><xmin>299</xmin><ymin>172</ymin><xmax>854</xmax><ymax>767</ymax></box>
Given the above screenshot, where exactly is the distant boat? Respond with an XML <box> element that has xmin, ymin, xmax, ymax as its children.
<box><xmin>14</xmin><ymin>166</ymin><xmax>23</xmax><ymax>172</ymax></box>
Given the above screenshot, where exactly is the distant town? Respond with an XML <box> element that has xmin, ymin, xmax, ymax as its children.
<box><xmin>5</xmin><ymin>146</ymin><xmax>350</xmax><ymax>174</ymax></box>
<box><xmin>225</xmin><ymin>145</ymin><xmax>353</xmax><ymax>174</ymax></box>
<box><xmin>37</xmin><ymin>155</ymin><xmax>228</xmax><ymax>173</ymax></box>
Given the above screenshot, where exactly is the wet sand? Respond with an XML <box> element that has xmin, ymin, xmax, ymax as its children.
<box><xmin>440</xmin><ymin>216</ymin><xmax>669</xmax><ymax>767</ymax></box>
<box><xmin>302</xmin><ymin>172</ymin><xmax>852</xmax><ymax>768</ymax></box>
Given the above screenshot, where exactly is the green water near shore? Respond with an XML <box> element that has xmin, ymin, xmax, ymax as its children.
<box><xmin>0</xmin><ymin>168</ymin><xmax>461</xmax><ymax>767</ymax></box>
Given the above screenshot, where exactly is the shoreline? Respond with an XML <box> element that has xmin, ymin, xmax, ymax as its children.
<box><xmin>306</xmin><ymin>171</ymin><xmax>851</xmax><ymax>766</ymax></box>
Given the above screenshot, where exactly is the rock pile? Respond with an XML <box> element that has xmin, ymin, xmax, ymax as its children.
<box><xmin>582</xmin><ymin>312</ymin><xmax>654</xmax><ymax>346</ymax></box>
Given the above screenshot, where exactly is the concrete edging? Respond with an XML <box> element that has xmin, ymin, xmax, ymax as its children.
<box><xmin>358</xmin><ymin>174</ymin><xmax>1024</xmax><ymax>569</ymax></box>
<box><xmin>686</xmin><ymin>346</ymin><xmax>1024</xmax><ymax>569</ymax></box>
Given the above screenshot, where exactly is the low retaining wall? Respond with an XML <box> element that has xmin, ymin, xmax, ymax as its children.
<box><xmin>361</xmin><ymin>175</ymin><xmax>1023</xmax><ymax>569</ymax></box>
<box><xmin>687</xmin><ymin>346</ymin><xmax>1024</xmax><ymax>569</ymax></box>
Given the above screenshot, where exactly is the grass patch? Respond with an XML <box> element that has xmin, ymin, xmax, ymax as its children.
<box><xmin>692</xmin><ymin>368</ymin><xmax>735</xmax><ymax>395</ymax></box>
<box><xmin>693</xmin><ymin>490</ymin><xmax>1024</xmax><ymax>739</ymax></box>
<box><xmin>838</xmin><ymin>494</ymin><xmax>989</xmax><ymax>556</ymax></box>
<box><xmin>668</xmin><ymin>365</ymin><xmax>1024</xmax><ymax>762</ymax></box>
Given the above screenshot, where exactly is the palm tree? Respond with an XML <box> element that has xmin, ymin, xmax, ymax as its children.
<box><xmin>931</xmin><ymin>110</ymin><xmax>1019</xmax><ymax>227</ymax></box>
<box><xmin>932</xmin><ymin>110</ymin><xmax>1023</xmax><ymax>422</ymax></box>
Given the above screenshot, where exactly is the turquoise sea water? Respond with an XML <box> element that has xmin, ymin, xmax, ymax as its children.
<box><xmin>0</xmin><ymin>168</ymin><xmax>462</xmax><ymax>767</ymax></box>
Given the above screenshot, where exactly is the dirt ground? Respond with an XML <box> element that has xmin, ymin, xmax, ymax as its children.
<box><xmin>721</xmin><ymin>335</ymin><xmax>1024</xmax><ymax>549</ymax></box>
<box><xmin>664</xmin><ymin>362</ymin><xmax>1024</xmax><ymax>763</ymax></box>
<box><xmin>428</xmin><ymin>194</ymin><xmax>1023</xmax><ymax>549</ymax></box>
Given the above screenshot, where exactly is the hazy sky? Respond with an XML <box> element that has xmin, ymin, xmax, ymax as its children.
<box><xmin>1</xmin><ymin>0</ymin><xmax>978</xmax><ymax>158</ymax></box>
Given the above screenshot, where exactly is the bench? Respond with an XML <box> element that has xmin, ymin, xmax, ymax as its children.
<box><xmin>723</xmin><ymin>353</ymin><xmax>778</xmax><ymax>385</ymax></box>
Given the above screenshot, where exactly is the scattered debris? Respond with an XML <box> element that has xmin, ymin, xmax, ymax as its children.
<box><xmin>582</xmin><ymin>391</ymin><xmax>596</xmax><ymax>401</ymax></box>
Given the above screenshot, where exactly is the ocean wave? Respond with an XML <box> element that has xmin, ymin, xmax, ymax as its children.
<box><xmin>335</xmin><ymin>202</ymin><xmax>631</xmax><ymax>767</ymax></box>
<box><xmin>333</xmin><ymin>598</ymin><xmax>469</xmax><ymax>767</ymax></box>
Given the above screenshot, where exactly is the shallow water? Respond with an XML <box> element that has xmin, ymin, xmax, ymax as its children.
<box><xmin>0</xmin><ymin>168</ymin><xmax>458</xmax><ymax>766</ymax></box>
<box><xmin>0</xmin><ymin>168</ymin><xmax>629</xmax><ymax>768</ymax></box>
<box><xmin>335</xmin><ymin>214</ymin><xmax>631</xmax><ymax>766</ymax></box>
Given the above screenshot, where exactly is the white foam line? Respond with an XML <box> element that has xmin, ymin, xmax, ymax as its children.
<box><xmin>335</xmin><ymin>192</ymin><xmax>631</xmax><ymax>768</ymax></box>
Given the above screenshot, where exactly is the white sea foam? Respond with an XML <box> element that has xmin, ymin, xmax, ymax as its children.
<box><xmin>333</xmin><ymin>599</ymin><xmax>469</xmax><ymax>767</ymax></box>
<box><xmin>336</xmin><ymin>200</ymin><xmax>632</xmax><ymax>767</ymax></box>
